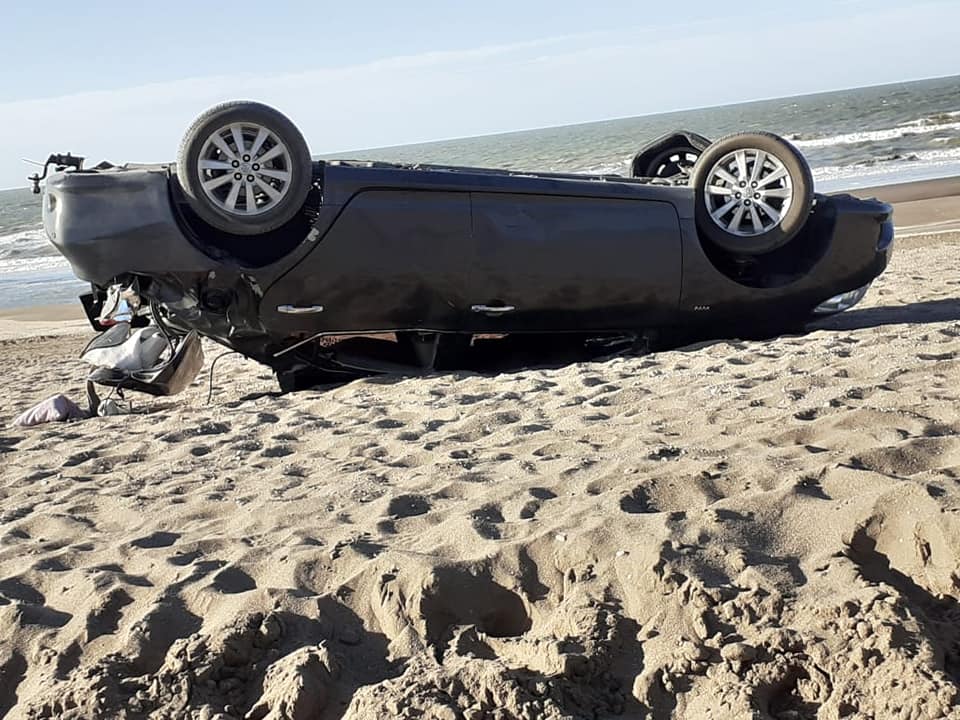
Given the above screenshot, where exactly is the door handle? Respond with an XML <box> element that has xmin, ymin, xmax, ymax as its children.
<box><xmin>277</xmin><ymin>304</ymin><xmax>325</xmax><ymax>315</ymax></box>
<box><xmin>471</xmin><ymin>304</ymin><xmax>516</xmax><ymax>314</ymax></box>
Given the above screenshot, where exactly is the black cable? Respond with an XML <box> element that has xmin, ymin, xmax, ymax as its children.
<box><xmin>149</xmin><ymin>300</ymin><xmax>177</xmax><ymax>356</ymax></box>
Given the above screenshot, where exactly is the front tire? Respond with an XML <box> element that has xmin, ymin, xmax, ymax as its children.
<box><xmin>176</xmin><ymin>101</ymin><xmax>313</xmax><ymax>236</ymax></box>
<box><xmin>692</xmin><ymin>132</ymin><xmax>814</xmax><ymax>255</ymax></box>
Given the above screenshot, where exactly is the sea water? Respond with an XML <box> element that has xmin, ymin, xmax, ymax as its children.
<box><xmin>2</xmin><ymin>75</ymin><xmax>958</xmax><ymax>309</ymax></box>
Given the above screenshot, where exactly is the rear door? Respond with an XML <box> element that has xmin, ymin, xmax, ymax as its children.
<box><xmin>467</xmin><ymin>192</ymin><xmax>682</xmax><ymax>332</ymax></box>
<box><xmin>261</xmin><ymin>190</ymin><xmax>471</xmax><ymax>335</ymax></box>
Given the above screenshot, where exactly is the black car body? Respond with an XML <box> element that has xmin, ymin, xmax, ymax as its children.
<box><xmin>38</xmin><ymin>110</ymin><xmax>894</xmax><ymax>391</ymax></box>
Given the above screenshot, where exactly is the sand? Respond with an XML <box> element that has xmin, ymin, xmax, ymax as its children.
<box><xmin>1</xmin><ymin>185</ymin><xmax>960</xmax><ymax>719</ymax></box>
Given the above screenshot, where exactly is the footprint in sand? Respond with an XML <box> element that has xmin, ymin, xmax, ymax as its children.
<box><xmin>234</xmin><ymin>439</ymin><xmax>264</xmax><ymax>453</ymax></box>
<box><xmin>84</xmin><ymin>587</ymin><xmax>134</xmax><ymax>642</ymax></box>
<box><xmin>458</xmin><ymin>393</ymin><xmax>495</xmax><ymax>405</ymax></box>
<box><xmin>519</xmin><ymin>488</ymin><xmax>557</xmax><ymax>520</ymax></box>
<box><xmin>519</xmin><ymin>423</ymin><xmax>551</xmax><ymax>434</ymax></box>
<box><xmin>918</xmin><ymin>351</ymin><xmax>958</xmax><ymax>361</ymax></box>
<box><xmin>62</xmin><ymin>450</ymin><xmax>98</xmax><ymax>467</ymax></box>
<box><xmin>32</xmin><ymin>556</ymin><xmax>71</xmax><ymax>572</ymax></box>
<box><xmin>471</xmin><ymin>504</ymin><xmax>505</xmax><ymax>539</ymax></box>
<box><xmin>130</xmin><ymin>532</ymin><xmax>180</xmax><ymax>549</ymax></box>
<box><xmin>0</xmin><ymin>576</ymin><xmax>45</xmax><ymax>604</ymax></box>
<box><xmin>196</xmin><ymin>421</ymin><xmax>231</xmax><ymax>435</ymax></box>
<box><xmin>167</xmin><ymin>550</ymin><xmax>203</xmax><ymax>566</ymax></box>
<box><xmin>620</xmin><ymin>485</ymin><xmax>658</xmax><ymax>514</ymax></box>
<box><xmin>373</xmin><ymin>418</ymin><xmax>405</xmax><ymax>429</ymax></box>
<box><xmin>211</xmin><ymin>566</ymin><xmax>257</xmax><ymax>594</ymax></box>
<box><xmin>386</xmin><ymin>494</ymin><xmax>432</xmax><ymax>519</ymax></box>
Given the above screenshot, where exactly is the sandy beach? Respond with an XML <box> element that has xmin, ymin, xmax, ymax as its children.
<box><xmin>2</xmin><ymin>179</ymin><xmax>960</xmax><ymax>719</ymax></box>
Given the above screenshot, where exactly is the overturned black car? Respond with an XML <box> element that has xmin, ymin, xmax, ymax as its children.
<box><xmin>37</xmin><ymin>102</ymin><xmax>893</xmax><ymax>393</ymax></box>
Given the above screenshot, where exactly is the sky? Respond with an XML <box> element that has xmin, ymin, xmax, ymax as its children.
<box><xmin>1</xmin><ymin>0</ymin><xmax>958</xmax><ymax>188</ymax></box>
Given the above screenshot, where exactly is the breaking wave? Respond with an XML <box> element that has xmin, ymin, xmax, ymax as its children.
<box><xmin>0</xmin><ymin>254</ymin><xmax>71</xmax><ymax>275</ymax></box>
<box><xmin>812</xmin><ymin>146</ymin><xmax>960</xmax><ymax>189</ymax></box>
<box><xmin>574</xmin><ymin>161</ymin><xmax>630</xmax><ymax>176</ymax></box>
<box><xmin>790</xmin><ymin>110</ymin><xmax>960</xmax><ymax>149</ymax></box>
<box><xmin>0</xmin><ymin>227</ymin><xmax>53</xmax><ymax>262</ymax></box>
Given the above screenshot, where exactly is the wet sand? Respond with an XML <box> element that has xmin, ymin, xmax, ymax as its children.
<box><xmin>1</xmin><ymin>180</ymin><xmax>960</xmax><ymax>719</ymax></box>
<box><xmin>851</xmin><ymin>176</ymin><xmax>960</xmax><ymax>238</ymax></box>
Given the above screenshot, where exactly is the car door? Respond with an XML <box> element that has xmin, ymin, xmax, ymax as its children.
<box><xmin>467</xmin><ymin>192</ymin><xmax>682</xmax><ymax>332</ymax></box>
<box><xmin>260</xmin><ymin>190</ymin><xmax>472</xmax><ymax>335</ymax></box>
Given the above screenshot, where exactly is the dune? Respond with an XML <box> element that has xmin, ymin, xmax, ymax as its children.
<box><xmin>1</xmin><ymin>192</ymin><xmax>960</xmax><ymax>719</ymax></box>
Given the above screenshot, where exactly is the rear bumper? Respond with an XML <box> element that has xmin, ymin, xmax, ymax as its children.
<box><xmin>43</xmin><ymin>167</ymin><xmax>215</xmax><ymax>286</ymax></box>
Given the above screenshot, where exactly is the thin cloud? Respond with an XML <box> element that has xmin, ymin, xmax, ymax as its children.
<box><xmin>0</xmin><ymin>2</ymin><xmax>956</xmax><ymax>188</ymax></box>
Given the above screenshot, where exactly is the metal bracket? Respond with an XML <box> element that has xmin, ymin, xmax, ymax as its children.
<box><xmin>471</xmin><ymin>304</ymin><xmax>516</xmax><ymax>315</ymax></box>
<box><xmin>27</xmin><ymin>153</ymin><xmax>85</xmax><ymax>194</ymax></box>
<box><xmin>278</xmin><ymin>304</ymin><xmax>324</xmax><ymax>315</ymax></box>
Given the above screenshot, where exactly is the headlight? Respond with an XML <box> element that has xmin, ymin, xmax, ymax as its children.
<box><xmin>812</xmin><ymin>283</ymin><xmax>871</xmax><ymax>315</ymax></box>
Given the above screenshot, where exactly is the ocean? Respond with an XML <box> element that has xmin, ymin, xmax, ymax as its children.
<box><xmin>2</xmin><ymin>74</ymin><xmax>959</xmax><ymax>310</ymax></box>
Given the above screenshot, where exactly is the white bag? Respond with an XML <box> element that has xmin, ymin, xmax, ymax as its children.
<box><xmin>81</xmin><ymin>326</ymin><xmax>168</xmax><ymax>372</ymax></box>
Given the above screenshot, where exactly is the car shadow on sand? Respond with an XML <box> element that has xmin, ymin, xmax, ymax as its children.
<box><xmin>805</xmin><ymin>297</ymin><xmax>960</xmax><ymax>332</ymax></box>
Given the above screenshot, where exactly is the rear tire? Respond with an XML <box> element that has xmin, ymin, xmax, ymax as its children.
<box><xmin>631</xmin><ymin>131</ymin><xmax>710</xmax><ymax>180</ymax></box>
<box><xmin>692</xmin><ymin>132</ymin><xmax>813</xmax><ymax>255</ymax></box>
<box><xmin>176</xmin><ymin>101</ymin><xmax>312</xmax><ymax>236</ymax></box>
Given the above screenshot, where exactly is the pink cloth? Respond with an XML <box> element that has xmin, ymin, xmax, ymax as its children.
<box><xmin>12</xmin><ymin>395</ymin><xmax>87</xmax><ymax>427</ymax></box>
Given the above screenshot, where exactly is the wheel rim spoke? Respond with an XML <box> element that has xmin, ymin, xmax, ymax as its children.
<box><xmin>707</xmin><ymin>185</ymin><xmax>734</xmax><ymax>196</ymax></box>
<box><xmin>757</xmin><ymin>167</ymin><xmax>788</xmax><ymax>188</ymax></box>
<box><xmin>710</xmin><ymin>197</ymin><xmax>738</xmax><ymax>221</ymax></box>
<box><xmin>211</xmin><ymin>134</ymin><xmax>237</xmax><ymax>161</ymax></box>
<box><xmin>202</xmin><ymin>174</ymin><xmax>234</xmax><ymax>190</ymax></box>
<box><xmin>244</xmin><ymin>180</ymin><xmax>258</xmax><ymax>210</ymax></box>
<box><xmin>256</xmin><ymin>145</ymin><xmax>285</xmax><ymax>164</ymax></box>
<box><xmin>727</xmin><ymin>204</ymin><xmax>746</xmax><ymax>231</ymax></box>
<box><xmin>199</xmin><ymin>159</ymin><xmax>233</xmax><ymax>171</ymax></box>
<box><xmin>257</xmin><ymin>167</ymin><xmax>290</xmax><ymax>182</ymax></box>
<box><xmin>755</xmin><ymin>200</ymin><xmax>781</xmax><ymax>224</ymax></box>
<box><xmin>249</xmin><ymin>127</ymin><xmax>269</xmax><ymax>158</ymax></box>
<box><xmin>734</xmin><ymin>151</ymin><xmax>748</xmax><ymax>180</ymax></box>
<box><xmin>749</xmin><ymin>207</ymin><xmax>762</xmax><ymax>234</ymax></box>
<box><xmin>225</xmin><ymin>181</ymin><xmax>242</xmax><ymax>211</ymax></box>
<box><xmin>749</xmin><ymin>151</ymin><xmax>766</xmax><ymax>185</ymax></box>
<box><xmin>231</xmin><ymin>126</ymin><xmax>247</xmax><ymax>156</ymax></box>
<box><xmin>760</xmin><ymin>187</ymin><xmax>791</xmax><ymax>199</ymax></box>
<box><xmin>714</xmin><ymin>167</ymin><xmax>739</xmax><ymax>186</ymax></box>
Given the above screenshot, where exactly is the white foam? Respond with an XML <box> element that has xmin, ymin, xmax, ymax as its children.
<box><xmin>812</xmin><ymin>149</ymin><xmax>960</xmax><ymax>192</ymax></box>
<box><xmin>813</xmin><ymin>146</ymin><xmax>960</xmax><ymax>179</ymax></box>
<box><xmin>567</xmin><ymin>161</ymin><xmax>628</xmax><ymax>176</ymax></box>
<box><xmin>898</xmin><ymin>110</ymin><xmax>960</xmax><ymax>127</ymax></box>
<box><xmin>793</xmin><ymin>121</ymin><xmax>960</xmax><ymax>149</ymax></box>
<box><xmin>0</xmin><ymin>255</ymin><xmax>71</xmax><ymax>274</ymax></box>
